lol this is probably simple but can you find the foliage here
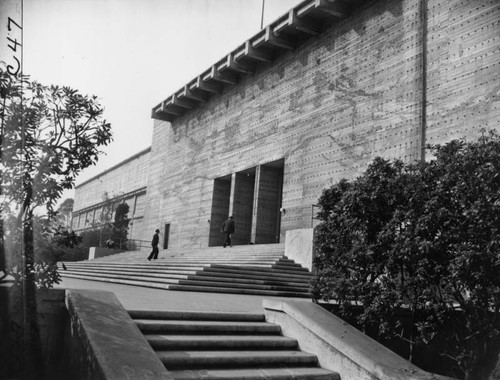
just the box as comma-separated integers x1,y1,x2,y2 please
311,131,500,380
1,74,112,218
0,72,112,379
110,202,130,248
56,198,74,227
79,227,112,248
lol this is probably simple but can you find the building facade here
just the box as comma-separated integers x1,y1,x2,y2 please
73,0,500,249
72,148,151,241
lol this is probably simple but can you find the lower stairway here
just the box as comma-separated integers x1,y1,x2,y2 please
128,309,339,380
60,244,312,297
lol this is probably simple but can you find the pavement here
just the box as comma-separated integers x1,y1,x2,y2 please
55,277,313,314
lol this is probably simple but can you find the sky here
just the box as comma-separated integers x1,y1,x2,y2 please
22,0,300,205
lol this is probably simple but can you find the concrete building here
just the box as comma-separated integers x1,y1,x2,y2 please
73,0,500,249
72,148,151,241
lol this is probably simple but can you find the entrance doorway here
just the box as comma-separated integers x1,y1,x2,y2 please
208,175,231,246
208,159,284,246
253,159,284,244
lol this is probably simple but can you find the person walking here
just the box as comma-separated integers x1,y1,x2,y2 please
221,216,235,248
147,229,160,260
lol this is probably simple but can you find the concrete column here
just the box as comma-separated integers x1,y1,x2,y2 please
250,166,262,243
228,172,237,217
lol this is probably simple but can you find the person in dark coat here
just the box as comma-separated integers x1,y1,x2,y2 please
221,216,235,248
147,229,160,260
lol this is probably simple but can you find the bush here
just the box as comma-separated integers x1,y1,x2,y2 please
312,131,500,380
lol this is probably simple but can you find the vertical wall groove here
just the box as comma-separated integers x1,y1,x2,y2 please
420,0,428,161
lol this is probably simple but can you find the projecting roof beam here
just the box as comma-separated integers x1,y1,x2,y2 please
192,76,221,94
224,54,255,74
153,111,176,122
314,0,349,18
158,99,184,116
182,85,208,102
288,9,321,35
162,106,183,116
264,26,295,50
241,40,273,63
151,102,178,121
208,65,238,85
172,94,195,110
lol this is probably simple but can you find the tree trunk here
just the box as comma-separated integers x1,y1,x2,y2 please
22,213,45,379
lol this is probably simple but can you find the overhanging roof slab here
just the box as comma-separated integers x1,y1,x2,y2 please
152,0,357,122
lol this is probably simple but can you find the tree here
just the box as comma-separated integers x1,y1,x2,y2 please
0,72,112,379
311,131,500,380
56,198,74,227
110,202,130,248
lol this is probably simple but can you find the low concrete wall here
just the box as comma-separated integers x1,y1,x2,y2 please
284,228,314,271
65,289,172,380
263,299,456,380
88,247,122,260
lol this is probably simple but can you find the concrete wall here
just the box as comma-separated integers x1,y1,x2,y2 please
72,148,151,240
88,247,123,260
285,228,314,271
263,299,456,380
74,148,151,211
73,0,500,248
142,0,500,248
64,289,171,380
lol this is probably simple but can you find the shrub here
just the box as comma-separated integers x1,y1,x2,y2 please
312,131,500,380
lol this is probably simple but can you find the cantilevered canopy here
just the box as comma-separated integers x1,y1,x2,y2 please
152,0,357,122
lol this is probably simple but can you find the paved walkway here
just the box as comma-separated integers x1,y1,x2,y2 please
55,278,312,313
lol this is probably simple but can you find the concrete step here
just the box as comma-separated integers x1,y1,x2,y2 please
60,273,173,289
60,270,185,284
60,267,193,279
91,244,286,262
204,265,312,277
191,270,310,284
167,284,310,298
184,274,310,287
61,265,310,287
62,262,311,281
62,270,308,293
146,335,299,350
128,310,265,321
130,310,339,380
157,350,319,368
61,273,310,297
176,279,308,293
135,320,282,334
166,367,339,380
60,244,313,297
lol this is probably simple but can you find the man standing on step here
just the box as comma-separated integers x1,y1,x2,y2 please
147,229,160,260
221,216,235,248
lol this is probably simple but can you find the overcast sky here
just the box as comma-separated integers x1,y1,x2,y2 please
23,0,300,204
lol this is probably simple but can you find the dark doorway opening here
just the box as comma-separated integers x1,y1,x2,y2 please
232,168,256,245
253,159,284,244
208,159,284,247
208,175,231,247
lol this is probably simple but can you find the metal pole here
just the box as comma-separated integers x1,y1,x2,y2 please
260,0,266,29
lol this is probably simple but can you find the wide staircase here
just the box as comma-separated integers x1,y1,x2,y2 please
128,309,339,379
59,244,312,297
